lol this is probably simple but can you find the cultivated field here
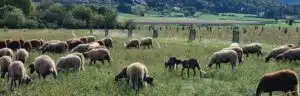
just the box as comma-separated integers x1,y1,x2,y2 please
0,27,300,96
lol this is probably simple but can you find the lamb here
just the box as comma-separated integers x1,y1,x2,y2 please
256,70,299,96
114,62,154,92
124,39,140,49
275,48,300,62
223,47,243,64
103,37,113,48
30,39,43,49
42,41,68,53
208,50,238,71
22,41,32,52
83,48,112,66
164,57,181,71
7,40,21,51
177,58,204,78
67,39,83,50
140,37,153,49
86,36,96,43
56,54,84,72
0,41,6,49
0,48,14,58
8,61,31,90
29,55,57,79
14,49,29,63
242,43,263,57
265,46,291,63
0,56,12,78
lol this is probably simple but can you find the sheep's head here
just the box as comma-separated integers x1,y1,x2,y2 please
275,54,284,61
22,75,32,84
114,67,127,82
28,64,35,74
144,76,154,86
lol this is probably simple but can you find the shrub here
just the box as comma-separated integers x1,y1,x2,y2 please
4,8,26,28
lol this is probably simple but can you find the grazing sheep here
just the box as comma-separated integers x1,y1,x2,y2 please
22,41,32,52
71,44,90,53
72,53,85,71
223,47,243,64
208,50,238,71
0,41,6,49
242,43,263,57
177,58,204,78
96,40,105,46
86,36,96,43
230,42,239,47
0,56,12,78
124,39,140,49
8,61,31,90
265,46,291,63
39,40,60,50
67,39,83,50
42,41,68,53
88,42,100,50
14,49,29,63
140,37,153,49
56,54,84,72
0,48,14,58
30,39,43,49
275,48,300,62
80,37,88,43
256,70,299,96
164,57,181,71
114,62,154,92
7,40,21,51
29,55,57,79
83,48,112,66
103,37,113,48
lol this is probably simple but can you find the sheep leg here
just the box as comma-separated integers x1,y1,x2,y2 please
1,72,6,78
89,59,93,65
193,68,196,77
93,60,97,64
180,68,185,76
269,92,272,96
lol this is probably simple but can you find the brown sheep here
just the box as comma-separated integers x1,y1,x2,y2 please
208,50,238,71
86,36,96,43
140,37,153,49
96,40,105,46
223,47,243,64
0,56,12,78
8,61,31,90
114,62,154,92
256,70,299,96
22,41,32,52
56,54,84,72
80,37,88,43
14,49,29,63
7,40,21,51
29,55,57,79
30,39,43,49
164,57,181,71
83,48,112,66
71,44,90,53
88,42,100,50
42,41,68,53
124,39,140,49
0,48,14,58
242,43,263,57
177,58,204,78
103,37,113,48
265,46,291,63
275,48,300,62
67,39,84,50
0,41,6,49
19,39,24,46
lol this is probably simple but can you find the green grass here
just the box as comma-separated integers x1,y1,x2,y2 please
0,28,300,96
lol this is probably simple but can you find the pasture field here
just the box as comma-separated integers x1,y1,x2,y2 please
0,27,300,96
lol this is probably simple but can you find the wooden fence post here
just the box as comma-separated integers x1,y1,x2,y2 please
243,28,247,33
284,28,288,34
182,26,185,31
232,26,240,43
153,28,158,38
176,26,179,32
105,28,109,36
189,26,196,41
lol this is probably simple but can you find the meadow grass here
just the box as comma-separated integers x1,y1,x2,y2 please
0,28,300,96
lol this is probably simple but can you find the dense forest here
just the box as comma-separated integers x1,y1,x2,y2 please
0,0,299,29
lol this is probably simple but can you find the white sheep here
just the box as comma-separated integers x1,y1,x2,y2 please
83,48,112,66
8,61,31,90
14,48,29,63
29,55,57,79
0,56,12,78
208,50,238,71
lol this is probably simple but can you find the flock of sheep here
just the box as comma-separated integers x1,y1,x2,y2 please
0,35,300,95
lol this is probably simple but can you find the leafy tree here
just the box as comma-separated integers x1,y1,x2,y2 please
71,5,93,27
133,5,146,16
41,3,65,26
5,0,36,16
4,8,26,28
91,14,104,28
